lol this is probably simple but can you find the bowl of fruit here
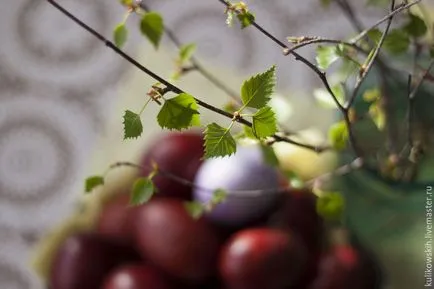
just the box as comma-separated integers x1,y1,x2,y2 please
31,131,383,289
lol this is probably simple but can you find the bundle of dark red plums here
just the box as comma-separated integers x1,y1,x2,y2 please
49,132,383,289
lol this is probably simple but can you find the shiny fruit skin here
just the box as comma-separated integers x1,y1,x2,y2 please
140,132,204,200
134,198,220,283
103,264,174,289
97,193,139,245
309,245,382,289
219,228,307,289
50,232,140,289
193,145,280,227
269,188,323,251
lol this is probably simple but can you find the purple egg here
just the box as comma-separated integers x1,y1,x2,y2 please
193,145,280,226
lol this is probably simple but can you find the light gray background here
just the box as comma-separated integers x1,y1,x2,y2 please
0,0,416,288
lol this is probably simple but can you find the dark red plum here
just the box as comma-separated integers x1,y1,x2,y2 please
139,132,204,200
309,243,383,289
49,232,140,289
103,264,175,289
219,228,307,289
134,198,220,283
97,193,141,245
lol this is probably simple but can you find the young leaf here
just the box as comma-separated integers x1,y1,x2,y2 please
403,14,427,38
366,28,382,43
252,106,277,138
123,110,143,139
204,123,237,158
157,93,200,130
316,192,345,221
140,12,164,49
179,43,197,63
119,0,133,6
113,23,128,48
366,0,389,7
320,0,332,7
383,29,410,55
184,201,205,219
316,45,340,70
236,11,255,28
243,126,256,139
211,189,228,205
260,144,280,167
130,178,155,206
85,176,104,193
362,88,381,102
283,170,304,188
313,84,345,109
241,66,276,109
369,102,386,130
367,28,410,55
328,121,349,150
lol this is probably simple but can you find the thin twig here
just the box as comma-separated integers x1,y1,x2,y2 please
407,60,434,146
216,1,345,110
305,157,364,187
46,0,324,152
346,0,397,110
285,37,367,55
336,0,366,34
351,0,424,43
108,161,290,195
139,1,241,104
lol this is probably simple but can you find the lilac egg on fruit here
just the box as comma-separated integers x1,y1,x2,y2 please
193,145,280,227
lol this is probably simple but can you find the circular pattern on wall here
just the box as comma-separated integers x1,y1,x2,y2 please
0,94,95,231
0,0,127,94
147,0,259,72
0,262,32,289
0,118,72,203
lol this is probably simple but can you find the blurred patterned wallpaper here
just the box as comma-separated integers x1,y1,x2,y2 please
0,0,401,288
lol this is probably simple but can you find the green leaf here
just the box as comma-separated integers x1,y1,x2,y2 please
204,123,237,158
243,126,256,139
313,84,345,109
157,93,200,130
140,12,164,49
179,43,197,63
328,121,349,150
85,176,104,193
237,11,255,29
123,110,143,139
283,170,304,188
366,28,382,43
211,189,228,204
252,106,277,138
363,88,381,102
430,46,434,58
383,29,410,55
316,192,345,221
366,0,389,7
320,0,332,7
130,177,155,206
241,66,276,109
119,0,133,6
403,14,427,38
369,102,386,130
316,45,340,70
260,144,280,167
223,101,239,114
367,28,410,55
113,23,128,48
184,201,205,219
